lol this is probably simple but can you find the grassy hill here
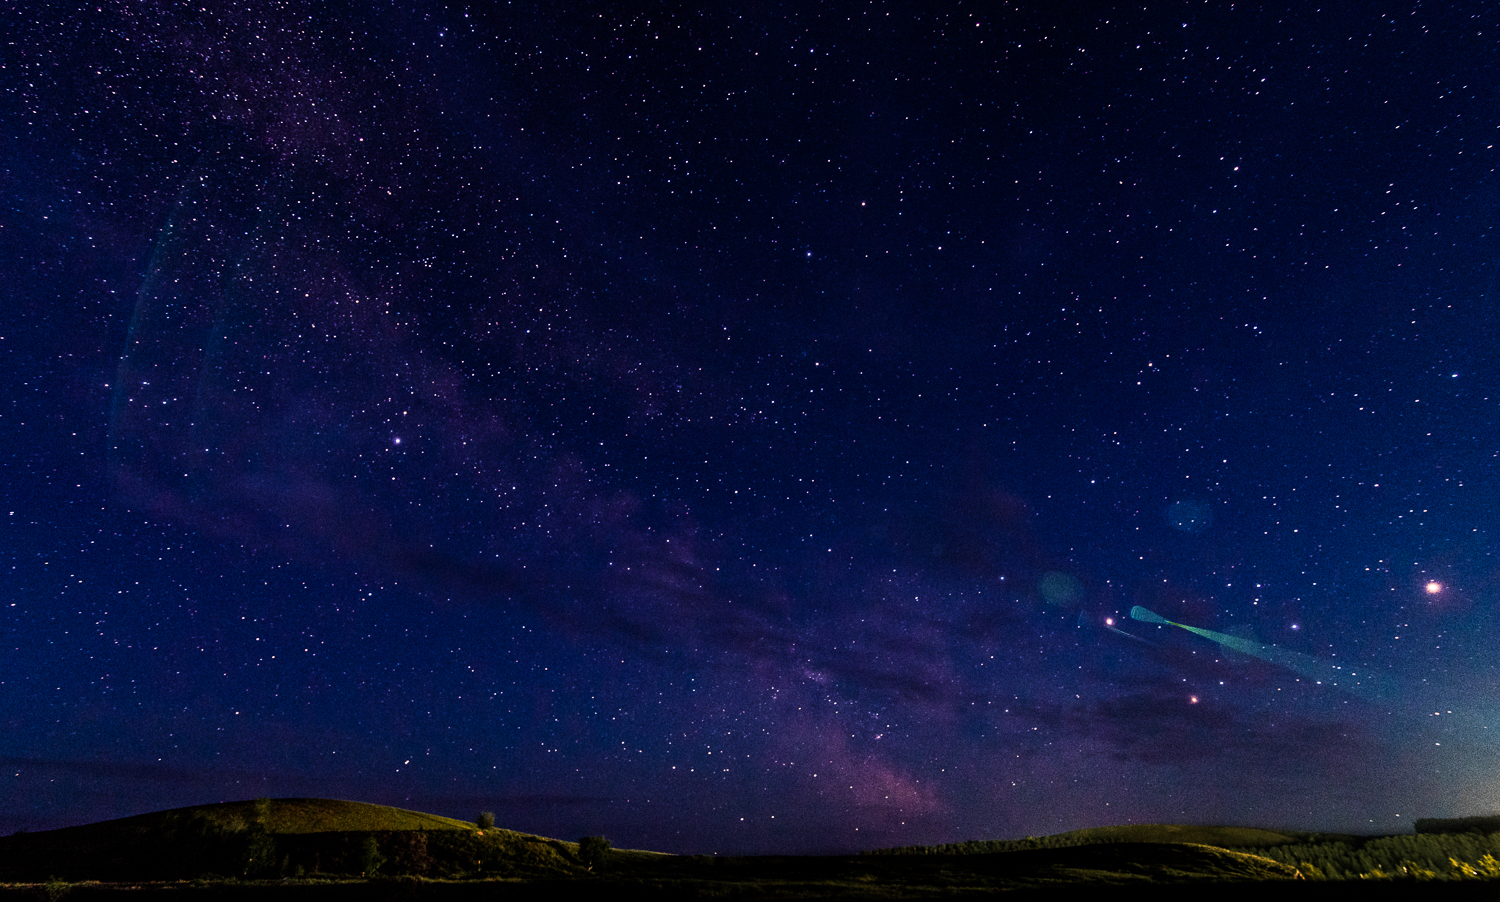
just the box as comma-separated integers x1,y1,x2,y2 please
1017,823,1326,847
0,798,597,882
866,820,1500,885
0,801,1305,890
185,798,483,834
31,798,491,838
869,822,1339,855
5,800,1500,898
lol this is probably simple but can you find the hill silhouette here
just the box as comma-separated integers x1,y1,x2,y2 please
868,821,1347,855
6,799,1500,899
0,798,597,882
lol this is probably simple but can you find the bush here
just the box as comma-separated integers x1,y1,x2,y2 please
360,836,384,877
577,836,611,871
241,827,278,878
476,812,495,830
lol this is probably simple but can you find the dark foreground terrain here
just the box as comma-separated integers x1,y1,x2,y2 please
3,800,1498,900
5,873,1500,902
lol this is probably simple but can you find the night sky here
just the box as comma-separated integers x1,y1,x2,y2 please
5,1,1500,855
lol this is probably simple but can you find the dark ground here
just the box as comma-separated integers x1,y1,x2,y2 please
3,878,1500,901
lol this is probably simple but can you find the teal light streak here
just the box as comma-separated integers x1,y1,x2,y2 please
1129,605,1393,699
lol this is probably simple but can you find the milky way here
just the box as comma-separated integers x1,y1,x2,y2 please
4,2,1500,853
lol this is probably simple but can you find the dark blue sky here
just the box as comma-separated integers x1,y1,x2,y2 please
4,1,1500,854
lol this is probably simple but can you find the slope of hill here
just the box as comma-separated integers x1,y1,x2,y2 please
8,800,1500,898
0,799,588,882
0,801,1306,890
1030,823,1323,847
197,798,482,834
868,822,1333,855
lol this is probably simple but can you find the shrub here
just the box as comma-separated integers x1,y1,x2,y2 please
385,831,433,876
360,836,384,877
476,812,495,830
241,827,278,878
577,836,611,871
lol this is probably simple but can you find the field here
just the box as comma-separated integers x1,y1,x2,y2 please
2,799,1498,899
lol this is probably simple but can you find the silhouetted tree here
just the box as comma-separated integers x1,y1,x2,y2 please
360,836,384,877
476,812,495,830
241,798,278,878
577,835,611,871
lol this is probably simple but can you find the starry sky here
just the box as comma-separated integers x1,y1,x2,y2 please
5,1,1500,855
